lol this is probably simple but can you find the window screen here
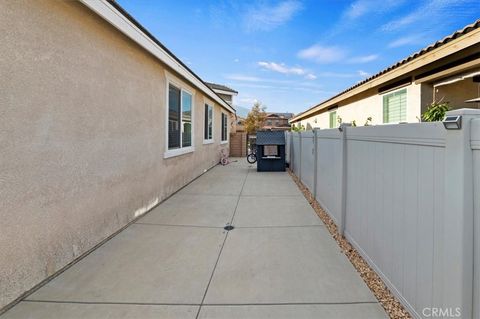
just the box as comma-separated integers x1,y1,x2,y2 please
181,91,192,147
204,104,213,140
221,113,228,141
329,111,337,128
168,84,181,149
383,89,407,123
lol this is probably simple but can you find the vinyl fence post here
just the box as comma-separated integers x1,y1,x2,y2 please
298,132,302,181
313,129,318,200
339,123,351,236
473,118,480,319
442,109,480,319
289,132,293,169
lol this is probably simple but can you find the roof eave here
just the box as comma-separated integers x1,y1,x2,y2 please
291,20,480,123
79,0,235,114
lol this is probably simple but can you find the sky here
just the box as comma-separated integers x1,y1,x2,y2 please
118,0,479,115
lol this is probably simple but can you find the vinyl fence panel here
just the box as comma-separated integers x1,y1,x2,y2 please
287,111,480,318
300,131,315,192
315,129,342,223
285,131,291,164
472,119,480,319
291,133,301,177
344,123,446,318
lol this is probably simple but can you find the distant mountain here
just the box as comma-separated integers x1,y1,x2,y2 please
235,105,250,118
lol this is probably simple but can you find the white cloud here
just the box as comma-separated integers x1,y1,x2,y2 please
238,96,259,104
344,0,406,19
244,0,303,31
344,0,370,19
347,54,379,64
233,83,290,90
225,74,290,84
257,62,317,80
381,0,478,32
297,45,347,63
234,58,240,63
258,61,305,75
322,0,407,37
233,82,331,94
316,72,358,78
225,74,328,93
357,70,370,78
388,34,426,48
225,74,263,82
298,45,378,65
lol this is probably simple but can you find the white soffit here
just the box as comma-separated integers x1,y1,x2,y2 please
434,70,480,87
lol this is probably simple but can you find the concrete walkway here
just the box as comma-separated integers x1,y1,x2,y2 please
2,159,387,319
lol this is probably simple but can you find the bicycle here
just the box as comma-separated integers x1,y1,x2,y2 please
220,148,230,166
247,145,257,164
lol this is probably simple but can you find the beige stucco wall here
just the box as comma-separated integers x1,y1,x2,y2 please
435,79,480,109
297,83,424,130
0,0,231,310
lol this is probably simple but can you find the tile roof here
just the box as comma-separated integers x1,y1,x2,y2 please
205,82,238,94
266,112,294,119
339,19,480,96
292,19,480,121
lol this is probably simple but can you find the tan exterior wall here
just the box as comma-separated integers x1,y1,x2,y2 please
0,0,232,310
420,83,434,114
297,83,424,129
435,79,480,109
293,41,480,128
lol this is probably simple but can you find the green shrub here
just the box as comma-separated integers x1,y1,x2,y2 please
422,101,450,122
291,124,304,132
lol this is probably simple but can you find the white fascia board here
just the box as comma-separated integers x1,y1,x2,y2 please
213,89,238,96
434,70,480,87
78,0,235,114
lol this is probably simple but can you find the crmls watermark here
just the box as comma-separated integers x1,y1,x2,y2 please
422,307,461,318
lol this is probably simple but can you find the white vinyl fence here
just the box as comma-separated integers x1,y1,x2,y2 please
472,118,480,319
287,109,480,319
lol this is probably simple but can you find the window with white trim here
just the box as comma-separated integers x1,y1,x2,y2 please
383,89,407,123
329,111,337,128
221,113,228,142
204,104,213,141
168,83,193,150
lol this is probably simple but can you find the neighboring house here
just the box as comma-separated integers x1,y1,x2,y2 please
229,115,247,157
1,0,235,311
290,19,480,129
263,112,294,131
235,116,246,133
205,82,238,107
206,82,238,133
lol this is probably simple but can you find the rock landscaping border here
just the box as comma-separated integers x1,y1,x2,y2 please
288,169,412,319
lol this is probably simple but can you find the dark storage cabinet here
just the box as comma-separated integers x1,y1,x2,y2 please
256,131,286,172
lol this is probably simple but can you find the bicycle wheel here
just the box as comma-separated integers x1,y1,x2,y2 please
247,153,257,164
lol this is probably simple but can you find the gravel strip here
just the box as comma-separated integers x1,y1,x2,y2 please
288,170,412,319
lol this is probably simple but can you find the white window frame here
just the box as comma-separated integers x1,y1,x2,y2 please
329,110,337,128
203,99,214,145
164,72,195,159
382,87,407,124
221,112,229,144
